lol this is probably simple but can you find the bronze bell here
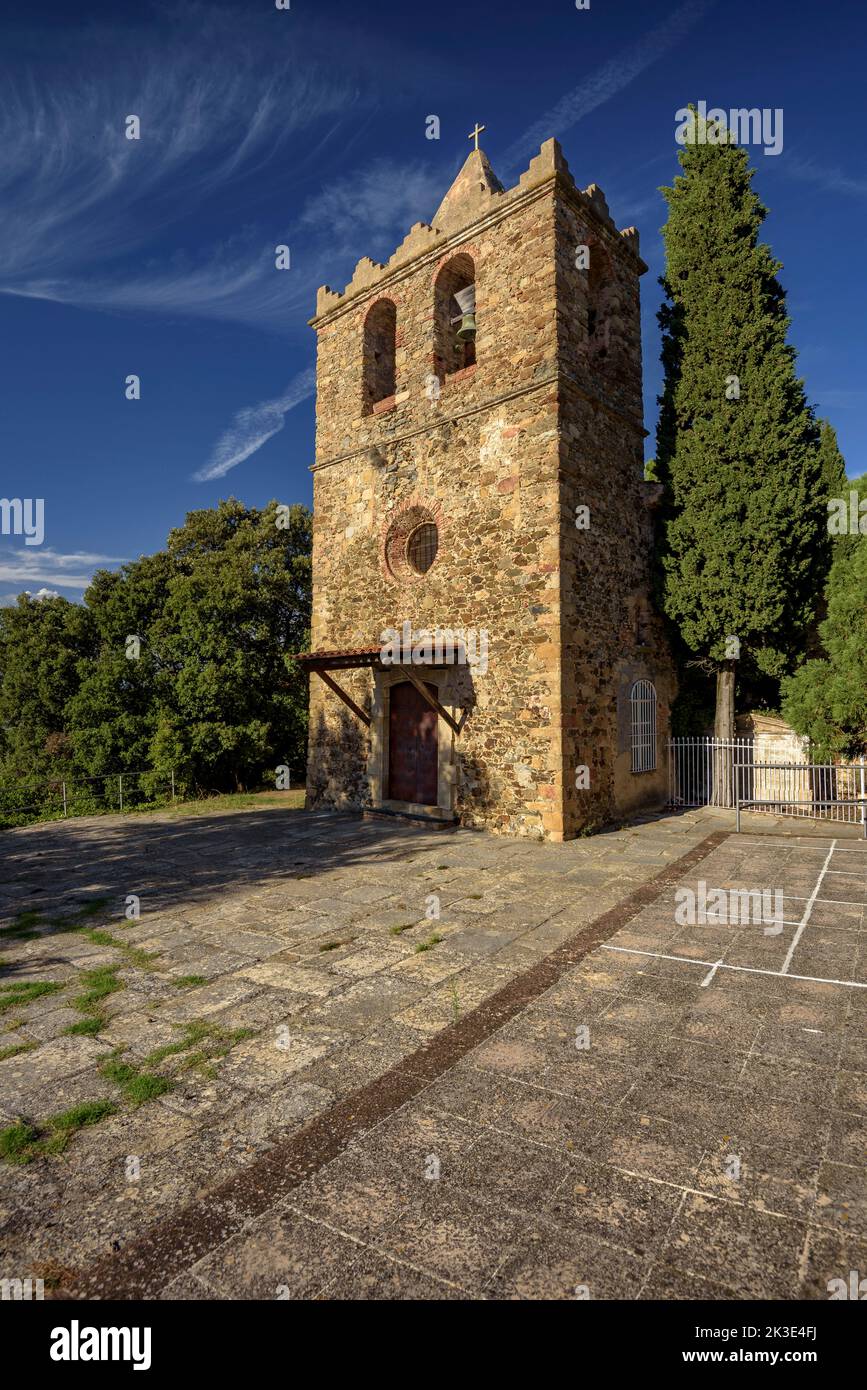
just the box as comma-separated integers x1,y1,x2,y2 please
452,284,476,342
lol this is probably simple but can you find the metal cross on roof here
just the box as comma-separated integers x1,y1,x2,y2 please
468,123,486,151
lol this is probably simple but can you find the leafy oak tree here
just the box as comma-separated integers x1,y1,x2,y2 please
0,595,96,788
655,110,829,747
0,499,312,821
147,499,311,794
67,551,175,780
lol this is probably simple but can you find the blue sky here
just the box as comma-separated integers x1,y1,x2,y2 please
2,0,865,604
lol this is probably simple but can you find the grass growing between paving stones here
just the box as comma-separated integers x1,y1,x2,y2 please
0,910,44,942
0,980,63,1015
67,898,110,920
0,1100,117,1165
91,1019,256,1114
414,933,444,954
64,966,124,1036
450,983,461,1022
0,1018,255,1161
0,898,257,1167
82,930,160,971
44,1101,117,1154
0,1041,37,1062
389,923,417,936
142,1020,255,1080
0,937,156,1045
47,898,111,934
0,1119,40,1162
3,895,161,984
99,1053,175,1107
1,898,159,1039
0,897,110,944
0,885,259,1164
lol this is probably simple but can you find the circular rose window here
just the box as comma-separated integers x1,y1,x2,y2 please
383,504,441,581
406,523,438,574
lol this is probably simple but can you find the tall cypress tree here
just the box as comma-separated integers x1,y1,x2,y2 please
781,474,867,759
816,418,848,501
656,111,828,748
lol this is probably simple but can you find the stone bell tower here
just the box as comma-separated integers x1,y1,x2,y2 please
300,135,674,840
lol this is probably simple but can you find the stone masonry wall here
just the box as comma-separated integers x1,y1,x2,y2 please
306,139,675,839
308,169,567,838
554,188,675,831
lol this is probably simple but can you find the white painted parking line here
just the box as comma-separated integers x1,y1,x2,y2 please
601,943,867,990
781,841,836,975
782,895,866,907
732,840,867,854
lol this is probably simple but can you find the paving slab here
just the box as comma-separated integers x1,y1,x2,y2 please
3,801,863,1301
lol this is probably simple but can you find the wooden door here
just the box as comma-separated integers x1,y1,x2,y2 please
388,682,438,805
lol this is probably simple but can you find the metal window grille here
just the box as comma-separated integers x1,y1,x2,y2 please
406,523,438,574
630,680,657,773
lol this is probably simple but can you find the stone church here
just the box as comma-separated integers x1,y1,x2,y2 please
299,135,674,841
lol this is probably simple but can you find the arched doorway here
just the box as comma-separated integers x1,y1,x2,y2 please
388,681,438,804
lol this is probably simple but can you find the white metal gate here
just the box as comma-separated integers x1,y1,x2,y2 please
669,737,867,833
668,737,753,808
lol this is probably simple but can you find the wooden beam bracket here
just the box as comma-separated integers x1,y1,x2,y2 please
314,669,371,728
402,668,468,738
312,664,469,738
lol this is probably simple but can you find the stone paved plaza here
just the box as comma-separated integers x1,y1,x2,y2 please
0,799,865,1299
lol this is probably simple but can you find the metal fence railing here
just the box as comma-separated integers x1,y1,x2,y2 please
735,761,867,836
0,771,177,824
669,737,867,834
0,769,303,827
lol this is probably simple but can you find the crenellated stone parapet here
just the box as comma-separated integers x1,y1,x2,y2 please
311,138,644,326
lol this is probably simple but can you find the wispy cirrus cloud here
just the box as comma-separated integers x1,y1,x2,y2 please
782,156,867,198
298,159,446,251
192,158,446,478
0,14,356,279
6,237,298,333
0,7,448,330
194,367,317,482
502,0,716,171
0,0,451,479
0,548,130,593
9,156,448,333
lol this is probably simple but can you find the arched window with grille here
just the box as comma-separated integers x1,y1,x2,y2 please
630,680,657,773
